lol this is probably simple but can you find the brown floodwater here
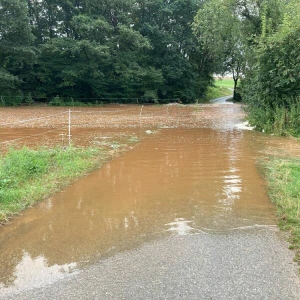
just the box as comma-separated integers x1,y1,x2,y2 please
0,104,284,294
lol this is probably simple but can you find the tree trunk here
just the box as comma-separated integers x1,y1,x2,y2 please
233,77,238,100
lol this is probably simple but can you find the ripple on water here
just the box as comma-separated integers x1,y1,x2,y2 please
0,106,277,294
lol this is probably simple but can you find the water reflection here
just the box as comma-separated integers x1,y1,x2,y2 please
0,251,77,294
165,218,201,235
0,127,276,292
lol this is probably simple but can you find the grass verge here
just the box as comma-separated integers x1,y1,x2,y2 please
263,157,300,263
204,86,233,101
0,146,106,224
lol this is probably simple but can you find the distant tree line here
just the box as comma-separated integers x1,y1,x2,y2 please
0,0,214,105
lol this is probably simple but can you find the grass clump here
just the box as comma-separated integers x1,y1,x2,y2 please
247,100,300,137
0,146,103,223
246,96,300,137
264,158,300,263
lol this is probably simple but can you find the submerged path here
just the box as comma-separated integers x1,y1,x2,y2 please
0,104,300,299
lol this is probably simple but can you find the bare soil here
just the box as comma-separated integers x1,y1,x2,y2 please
1,104,299,157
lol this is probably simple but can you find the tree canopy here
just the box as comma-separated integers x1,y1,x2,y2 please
0,0,212,104
193,0,245,99
193,0,300,135
0,0,36,100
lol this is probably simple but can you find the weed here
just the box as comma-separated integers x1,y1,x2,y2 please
247,96,300,137
49,95,63,106
110,141,121,149
128,135,139,143
264,158,300,263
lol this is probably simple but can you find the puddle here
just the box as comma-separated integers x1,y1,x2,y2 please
0,252,77,295
0,104,281,294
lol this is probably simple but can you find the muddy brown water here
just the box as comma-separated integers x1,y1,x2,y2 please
0,104,285,294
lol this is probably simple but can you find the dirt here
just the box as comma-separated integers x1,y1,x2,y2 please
0,104,244,150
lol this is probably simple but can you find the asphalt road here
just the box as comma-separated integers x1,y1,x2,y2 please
2,228,300,300
211,95,233,104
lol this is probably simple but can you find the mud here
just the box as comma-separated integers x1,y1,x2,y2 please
0,103,299,296
0,104,245,150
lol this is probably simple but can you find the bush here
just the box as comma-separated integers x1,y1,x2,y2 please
0,94,23,106
246,96,300,136
49,95,63,106
241,0,300,137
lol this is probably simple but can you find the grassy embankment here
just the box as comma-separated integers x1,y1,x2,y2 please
0,146,108,224
214,78,234,89
263,156,300,264
204,78,234,101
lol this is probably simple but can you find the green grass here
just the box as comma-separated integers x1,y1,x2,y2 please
247,98,300,137
203,86,233,101
0,146,106,223
214,78,234,88
264,158,300,263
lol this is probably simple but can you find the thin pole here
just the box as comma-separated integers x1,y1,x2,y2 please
139,105,144,119
68,109,71,146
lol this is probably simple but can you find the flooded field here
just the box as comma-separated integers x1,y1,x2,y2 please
0,104,246,150
0,103,299,297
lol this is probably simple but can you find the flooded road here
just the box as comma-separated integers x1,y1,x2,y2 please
0,104,300,299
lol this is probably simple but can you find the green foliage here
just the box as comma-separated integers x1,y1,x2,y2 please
259,1,300,99
49,95,63,106
0,0,211,103
241,0,300,136
134,0,211,102
247,97,300,136
0,71,21,93
193,0,244,99
214,78,234,88
0,146,102,222
141,90,159,103
1,148,50,185
264,157,300,263
0,0,36,95
0,94,23,106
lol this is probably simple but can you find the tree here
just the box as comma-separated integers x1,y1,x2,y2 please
235,0,300,135
242,0,300,100
193,0,245,99
0,0,35,100
1,0,212,104
133,0,211,102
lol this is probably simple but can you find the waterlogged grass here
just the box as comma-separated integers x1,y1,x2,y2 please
0,146,105,223
264,158,300,263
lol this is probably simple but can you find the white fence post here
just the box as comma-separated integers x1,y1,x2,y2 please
139,105,144,126
68,109,71,146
